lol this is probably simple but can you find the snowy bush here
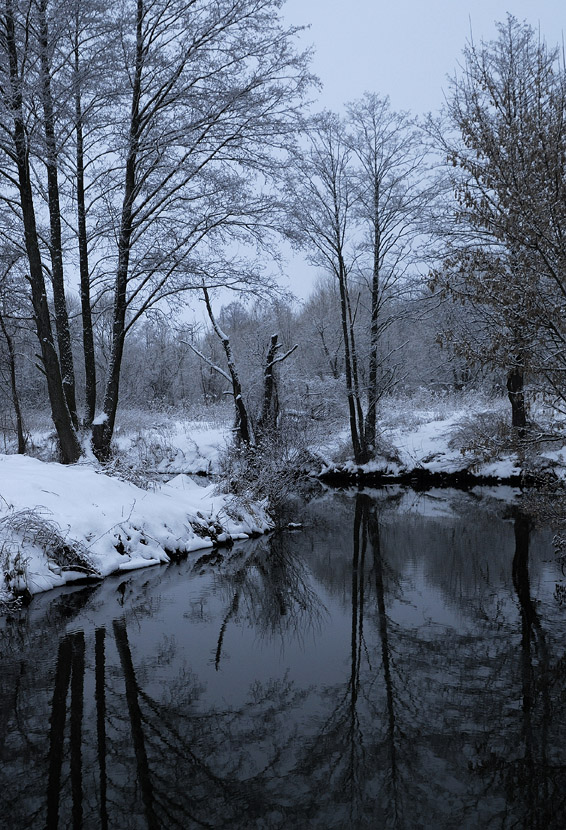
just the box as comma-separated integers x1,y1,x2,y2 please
447,410,515,464
0,507,101,595
218,424,320,514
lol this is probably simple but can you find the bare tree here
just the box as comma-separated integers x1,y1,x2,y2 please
346,93,427,456
0,249,28,452
0,0,311,460
64,0,114,428
288,104,426,463
256,333,298,438
37,0,79,428
90,0,312,459
0,0,81,461
432,16,566,427
201,285,253,445
287,112,366,460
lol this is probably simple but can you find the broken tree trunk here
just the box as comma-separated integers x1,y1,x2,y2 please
257,334,298,439
201,286,253,445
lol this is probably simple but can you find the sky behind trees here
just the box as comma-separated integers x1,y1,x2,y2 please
279,0,565,299
283,0,565,115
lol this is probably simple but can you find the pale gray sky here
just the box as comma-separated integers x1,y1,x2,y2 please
278,0,565,299
283,0,565,116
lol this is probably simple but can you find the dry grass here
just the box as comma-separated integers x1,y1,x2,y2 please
447,410,515,464
0,508,100,587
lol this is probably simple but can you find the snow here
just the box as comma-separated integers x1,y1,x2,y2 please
540,447,566,464
113,419,229,475
319,410,471,479
3,391,565,607
0,454,272,602
92,412,108,425
475,457,522,479
388,411,466,473
317,395,532,481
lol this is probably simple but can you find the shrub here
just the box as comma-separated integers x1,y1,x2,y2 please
0,508,100,596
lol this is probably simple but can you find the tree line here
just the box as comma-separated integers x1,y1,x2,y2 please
0,8,564,463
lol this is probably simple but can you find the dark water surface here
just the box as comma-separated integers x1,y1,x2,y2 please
2,487,566,829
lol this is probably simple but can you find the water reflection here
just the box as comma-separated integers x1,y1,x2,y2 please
500,513,553,829
211,534,326,669
1,489,566,828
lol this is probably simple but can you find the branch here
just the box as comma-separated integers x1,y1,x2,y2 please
268,344,299,368
180,340,230,383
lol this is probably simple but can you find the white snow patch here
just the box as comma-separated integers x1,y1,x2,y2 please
387,411,468,473
476,457,522,479
0,454,272,599
114,420,229,475
92,412,108,425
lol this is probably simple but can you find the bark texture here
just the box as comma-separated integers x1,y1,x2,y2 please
38,0,78,428
4,0,81,462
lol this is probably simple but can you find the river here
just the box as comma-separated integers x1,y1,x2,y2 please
1,486,566,829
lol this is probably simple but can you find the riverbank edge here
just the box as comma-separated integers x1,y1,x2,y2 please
316,465,551,489
6,528,267,610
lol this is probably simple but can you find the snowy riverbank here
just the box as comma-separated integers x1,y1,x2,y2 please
3,392,566,605
0,454,272,604
315,393,566,485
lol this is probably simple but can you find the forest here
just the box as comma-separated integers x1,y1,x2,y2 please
0,2,565,480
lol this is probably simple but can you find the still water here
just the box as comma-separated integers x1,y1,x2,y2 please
1,487,566,829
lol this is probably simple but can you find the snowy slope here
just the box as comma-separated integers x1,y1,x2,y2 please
0,455,272,601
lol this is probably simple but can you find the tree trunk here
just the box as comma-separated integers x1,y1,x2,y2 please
507,365,526,436
4,0,81,463
0,311,26,453
364,205,381,461
345,285,366,461
38,0,79,429
74,27,96,427
336,257,362,462
92,0,143,460
258,334,280,438
202,286,252,445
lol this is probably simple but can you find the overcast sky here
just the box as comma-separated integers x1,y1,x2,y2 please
275,0,565,300
283,0,565,116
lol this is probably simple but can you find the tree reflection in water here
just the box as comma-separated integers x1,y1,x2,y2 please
211,532,327,670
2,490,566,828
295,494,412,828
482,512,560,829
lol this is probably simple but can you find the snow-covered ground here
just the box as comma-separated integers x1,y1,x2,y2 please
96,391,566,487
107,396,531,483
113,417,230,475
0,453,271,605
318,391,566,481
2,391,566,606
19,408,231,475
